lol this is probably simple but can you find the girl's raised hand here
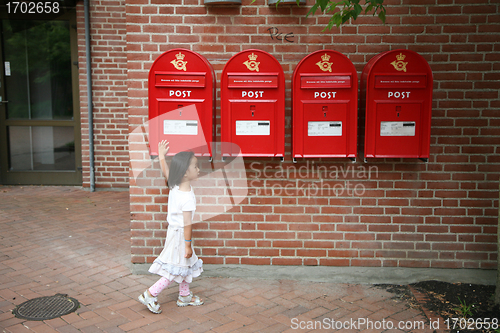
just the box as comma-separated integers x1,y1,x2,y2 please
158,140,170,157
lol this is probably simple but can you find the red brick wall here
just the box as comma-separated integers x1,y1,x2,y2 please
97,0,499,268
77,0,129,189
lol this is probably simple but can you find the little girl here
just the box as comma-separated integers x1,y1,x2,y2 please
138,140,204,313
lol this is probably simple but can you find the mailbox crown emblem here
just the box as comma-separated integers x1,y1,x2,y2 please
171,52,188,71
316,53,333,72
243,53,260,72
390,53,408,72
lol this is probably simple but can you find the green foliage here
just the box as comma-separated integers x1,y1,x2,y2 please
307,0,386,30
252,0,386,30
454,297,475,319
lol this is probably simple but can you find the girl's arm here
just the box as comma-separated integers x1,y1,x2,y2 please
158,140,170,180
183,211,193,258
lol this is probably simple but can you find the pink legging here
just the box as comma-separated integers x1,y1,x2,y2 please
149,277,190,297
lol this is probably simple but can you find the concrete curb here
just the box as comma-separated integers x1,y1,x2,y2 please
132,264,497,285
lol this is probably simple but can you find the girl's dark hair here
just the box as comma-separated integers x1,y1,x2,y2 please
167,151,195,189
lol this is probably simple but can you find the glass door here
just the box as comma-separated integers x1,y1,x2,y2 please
0,13,81,185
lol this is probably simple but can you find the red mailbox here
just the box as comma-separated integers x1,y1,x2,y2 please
148,48,215,156
221,49,285,158
362,49,433,160
292,50,358,160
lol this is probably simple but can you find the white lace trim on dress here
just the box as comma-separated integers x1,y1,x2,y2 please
150,258,203,277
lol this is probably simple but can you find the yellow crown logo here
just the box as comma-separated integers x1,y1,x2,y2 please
316,53,333,72
248,53,258,61
171,52,187,71
175,52,186,60
391,53,408,72
243,53,260,72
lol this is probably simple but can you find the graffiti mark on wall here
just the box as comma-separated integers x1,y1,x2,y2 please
267,27,294,43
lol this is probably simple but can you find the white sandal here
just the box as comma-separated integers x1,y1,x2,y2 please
176,292,204,307
138,290,162,314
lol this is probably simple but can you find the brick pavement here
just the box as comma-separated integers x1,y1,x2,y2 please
0,186,445,333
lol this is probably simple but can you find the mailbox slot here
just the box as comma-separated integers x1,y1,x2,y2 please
155,72,206,88
228,74,279,89
300,74,352,89
374,74,427,89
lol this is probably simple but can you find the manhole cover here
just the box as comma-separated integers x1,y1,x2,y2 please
12,294,79,321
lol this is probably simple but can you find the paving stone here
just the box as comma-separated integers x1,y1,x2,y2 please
1,187,438,332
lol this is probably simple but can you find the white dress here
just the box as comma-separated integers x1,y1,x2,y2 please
148,186,203,283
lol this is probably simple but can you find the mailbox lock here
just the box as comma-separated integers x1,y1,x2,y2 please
250,105,255,117
322,105,328,117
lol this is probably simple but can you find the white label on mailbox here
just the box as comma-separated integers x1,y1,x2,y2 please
4,62,11,76
236,121,270,136
163,120,198,135
380,121,416,136
308,121,342,136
